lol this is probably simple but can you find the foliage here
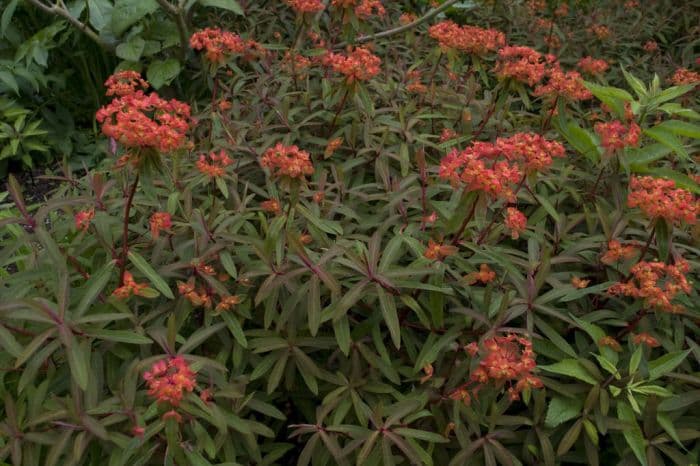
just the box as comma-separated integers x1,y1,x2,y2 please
1,0,700,465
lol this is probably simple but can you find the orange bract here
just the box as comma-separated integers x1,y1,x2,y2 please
143,356,197,406
627,176,699,225
428,21,506,55
321,46,382,83
260,143,314,179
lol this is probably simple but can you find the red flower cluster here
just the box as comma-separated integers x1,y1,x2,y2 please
627,176,699,225
261,199,282,215
113,272,149,299
399,12,417,25
439,127,458,143
469,335,542,401
282,51,313,78
178,277,213,309
189,28,264,63
96,72,191,153
321,46,381,83
428,21,506,55
534,67,592,101
406,70,427,94
465,264,496,285
74,208,94,232
594,120,641,152
424,240,458,261
669,68,700,86
331,0,385,19
260,143,314,179
104,70,148,97
588,24,611,40
143,356,197,406
439,133,564,200
285,0,325,13
601,240,638,264
505,207,527,239
577,56,609,76
150,212,171,239
196,150,234,178
632,333,660,347
608,259,691,313
494,46,554,86
643,40,659,53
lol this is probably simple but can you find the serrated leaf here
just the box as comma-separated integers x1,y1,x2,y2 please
545,397,583,428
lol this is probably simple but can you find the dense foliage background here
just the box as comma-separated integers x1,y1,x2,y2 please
1,0,699,465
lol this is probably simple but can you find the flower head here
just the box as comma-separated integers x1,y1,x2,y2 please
96,73,191,153
75,208,95,232
608,259,692,313
105,70,148,97
113,272,149,299
150,212,172,239
331,0,385,19
598,336,622,352
196,150,234,178
505,208,527,239
643,40,658,53
260,143,314,179
534,67,592,101
285,0,325,13
494,46,553,86
594,120,641,152
601,240,638,264
190,28,264,63
627,176,700,225
571,276,590,289
424,240,458,261
321,46,381,83
632,333,660,348
261,199,282,215
465,264,496,285
428,21,506,55
669,68,700,86
577,56,609,76
143,356,197,406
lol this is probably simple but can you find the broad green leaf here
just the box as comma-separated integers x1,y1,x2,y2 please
545,396,583,428
147,59,181,89
111,0,158,36
643,126,689,160
127,251,174,299
198,0,244,14
539,359,599,385
376,285,400,349
648,350,690,381
74,260,116,319
616,402,648,466
88,329,152,344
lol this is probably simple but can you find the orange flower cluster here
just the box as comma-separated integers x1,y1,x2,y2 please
331,0,385,19
627,176,699,225
554,2,569,16
534,67,592,101
96,72,191,153
178,277,213,308
469,335,542,401
113,272,149,299
594,120,641,152
261,199,282,215
260,143,314,179
494,46,554,86
285,0,325,13
189,28,265,63
571,276,590,289
439,128,458,143
216,295,242,313
669,68,700,86
608,259,691,313
588,24,611,40
406,70,427,94
282,51,313,78
150,212,171,239
465,264,496,285
577,56,609,76
325,137,343,157
143,356,196,406
632,332,660,347
321,46,381,83
439,133,563,200
196,150,233,178
74,208,94,232
399,13,417,25
428,21,506,55
599,336,622,352
505,207,527,239
601,240,637,264
424,240,458,261
643,40,658,53
104,70,148,97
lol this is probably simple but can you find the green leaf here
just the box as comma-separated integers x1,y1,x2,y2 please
376,285,400,349
0,325,23,358
0,71,19,95
127,251,174,299
197,0,244,14
393,428,448,443
656,412,684,449
539,359,599,385
147,59,181,89
66,338,90,390
116,36,146,62
648,350,690,381
643,126,689,160
74,260,116,319
616,402,648,466
0,0,18,38
545,396,583,428
621,67,647,99
658,390,700,411
111,0,159,36
178,322,226,354
87,329,152,344
625,144,673,168
220,312,247,347
333,314,351,355
88,0,113,31
655,120,700,139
